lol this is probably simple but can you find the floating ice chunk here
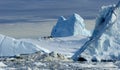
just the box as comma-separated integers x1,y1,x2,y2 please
51,13,91,37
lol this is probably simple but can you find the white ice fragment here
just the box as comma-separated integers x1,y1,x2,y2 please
51,13,91,37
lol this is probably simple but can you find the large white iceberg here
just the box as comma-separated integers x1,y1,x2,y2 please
0,34,50,57
73,1,120,61
51,13,91,37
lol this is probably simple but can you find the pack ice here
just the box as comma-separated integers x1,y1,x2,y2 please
1,2,120,62
51,13,91,37
73,2,120,61
0,34,50,57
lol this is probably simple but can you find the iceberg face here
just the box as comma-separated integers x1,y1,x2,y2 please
51,13,91,37
73,2,120,61
0,34,50,57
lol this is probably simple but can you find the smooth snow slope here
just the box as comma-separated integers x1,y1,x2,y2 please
73,1,120,61
51,13,91,37
0,34,50,56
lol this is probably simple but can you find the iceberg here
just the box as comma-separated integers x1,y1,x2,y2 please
0,34,50,57
72,1,120,61
51,13,91,37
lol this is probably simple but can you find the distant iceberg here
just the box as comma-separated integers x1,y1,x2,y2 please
0,34,50,57
51,13,91,37
73,1,120,61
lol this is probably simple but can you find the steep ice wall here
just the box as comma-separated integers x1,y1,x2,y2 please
51,13,91,37
73,2,120,61
0,34,50,57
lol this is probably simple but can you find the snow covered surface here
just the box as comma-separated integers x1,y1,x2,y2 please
25,35,89,58
51,13,91,37
0,0,120,63
0,0,120,70
0,33,89,58
0,62,7,67
0,34,50,57
1,3,120,61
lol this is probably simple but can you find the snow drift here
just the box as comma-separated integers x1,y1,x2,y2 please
51,13,91,37
0,34,50,57
73,1,120,61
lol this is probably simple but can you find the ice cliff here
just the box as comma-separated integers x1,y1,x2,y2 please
73,1,120,61
51,13,91,37
0,34,50,57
